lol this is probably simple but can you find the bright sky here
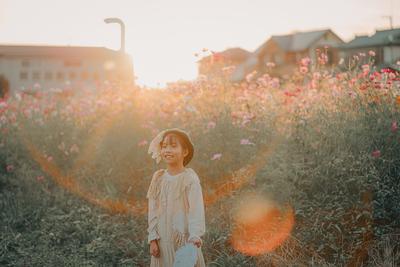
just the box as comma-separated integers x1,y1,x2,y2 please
0,0,398,87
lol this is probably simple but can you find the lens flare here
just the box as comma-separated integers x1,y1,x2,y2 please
231,195,295,256
18,88,289,216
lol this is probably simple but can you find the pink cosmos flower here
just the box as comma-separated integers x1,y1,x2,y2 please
0,101,7,109
137,139,148,147
270,78,280,88
313,72,321,80
6,164,14,172
362,64,370,73
266,62,275,68
47,156,53,162
241,118,252,126
211,153,222,160
371,150,381,158
207,121,216,129
388,73,396,80
36,175,45,182
391,121,398,133
245,71,257,83
300,66,308,74
368,50,376,57
70,144,80,153
301,57,311,66
318,53,328,64
58,142,66,151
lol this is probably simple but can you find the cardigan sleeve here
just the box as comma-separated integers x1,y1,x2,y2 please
146,170,163,244
147,196,160,244
186,174,206,242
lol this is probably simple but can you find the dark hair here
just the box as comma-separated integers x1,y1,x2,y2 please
159,130,194,166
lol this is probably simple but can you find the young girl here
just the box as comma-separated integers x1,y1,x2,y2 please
146,128,206,267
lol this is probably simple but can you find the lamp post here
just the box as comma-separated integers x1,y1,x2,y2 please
103,17,135,87
104,17,125,53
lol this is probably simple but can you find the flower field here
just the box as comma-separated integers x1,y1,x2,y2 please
1,52,399,266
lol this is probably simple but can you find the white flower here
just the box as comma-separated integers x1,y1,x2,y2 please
211,153,222,160
240,138,255,145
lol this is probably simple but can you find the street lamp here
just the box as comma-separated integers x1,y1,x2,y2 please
104,17,125,53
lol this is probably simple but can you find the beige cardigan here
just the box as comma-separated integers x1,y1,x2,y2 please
146,167,206,245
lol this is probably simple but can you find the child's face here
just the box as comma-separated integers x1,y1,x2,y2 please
160,133,188,166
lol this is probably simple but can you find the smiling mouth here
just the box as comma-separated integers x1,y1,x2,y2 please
164,155,174,159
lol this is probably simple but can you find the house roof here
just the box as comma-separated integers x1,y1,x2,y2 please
220,47,251,61
198,47,251,63
0,44,122,58
339,28,400,49
255,29,336,53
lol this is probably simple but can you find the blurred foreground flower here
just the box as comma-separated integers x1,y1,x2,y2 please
70,144,80,153
300,66,308,74
6,164,14,172
211,153,222,160
266,62,275,68
391,121,398,133
301,57,311,66
240,138,255,145
137,139,148,147
207,121,216,129
371,150,381,158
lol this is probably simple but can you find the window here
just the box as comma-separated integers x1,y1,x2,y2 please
32,71,40,80
263,55,271,63
275,55,283,65
56,72,64,81
64,59,82,67
69,72,76,80
44,72,53,80
93,72,99,80
81,71,89,80
326,50,334,65
106,72,114,81
21,60,30,67
20,72,28,80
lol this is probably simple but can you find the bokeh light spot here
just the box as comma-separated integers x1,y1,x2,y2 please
231,195,295,256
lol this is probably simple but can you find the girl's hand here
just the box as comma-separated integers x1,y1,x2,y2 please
150,240,160,257
188,237,202,248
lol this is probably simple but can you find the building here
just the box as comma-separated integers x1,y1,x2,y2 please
197,47,251,79
337,28,400,69
0,44,134,97
230,29,344,82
